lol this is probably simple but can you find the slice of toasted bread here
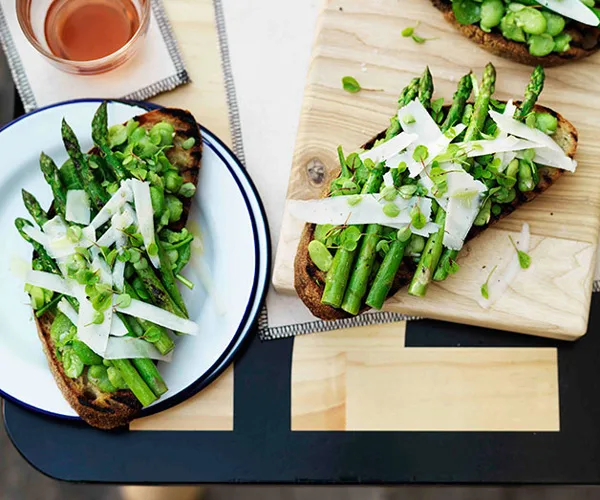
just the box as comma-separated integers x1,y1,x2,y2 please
431,0,600,67
33,107,202,429
294,103,578,321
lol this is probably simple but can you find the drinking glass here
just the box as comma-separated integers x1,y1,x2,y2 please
16,0,150,75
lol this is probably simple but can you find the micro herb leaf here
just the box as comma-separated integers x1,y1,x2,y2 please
410,204,427,230
509,235,531,269
342,76,361,93
448,259,460,275
342,76,383,94
480,265,498,300
402,21,419,37
412,145,429,163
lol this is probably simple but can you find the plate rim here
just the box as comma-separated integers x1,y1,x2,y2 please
0,98,271,422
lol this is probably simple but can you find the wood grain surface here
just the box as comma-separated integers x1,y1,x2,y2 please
130,367,234,431
273,0,600,340
131,0,234,432
291,323,559,431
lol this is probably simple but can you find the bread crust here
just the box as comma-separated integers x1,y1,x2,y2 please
431,0,600,67
33,107,202,429
294,103,578,320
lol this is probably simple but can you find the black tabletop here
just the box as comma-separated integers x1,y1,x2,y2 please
4,90,600,485
4,291,600,485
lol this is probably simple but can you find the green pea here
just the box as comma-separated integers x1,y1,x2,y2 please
376,239,390,256
398,184,418,199
71,340,103,366
107,367,129,390
347,195,362,206
160,209,171,229
507,3,526,12
474,199,492,227
88,365,117,393
50,311,74,344
553,32,571,53
405,234,424,254
383,202,400,218
491,204,502,216
535,112,558,135
164,171,183,193
134,257,149,271
518,160,535,192
166,195,183,223
26,284,47,310
528,33,555,57
181,137,196,150
167,249,179,264
108,124,128,148
150,185,165,216
147,242,159,257
125,119,139,137
506,158,520,183
129,249,141,263
381,185,397,202
149,129,162,146
494,187,517,204
516,7,547,35
581,0,595,7
150,122,175,147
397,225,413,243
157,154,173,172
480,0,505,28
106,182,119,195
452,0,482,25
308,240,333,272
179,182,196,198
522,148,536,162
541,11,565,36
129,126,147,143
500,11,526,41
135,136,159,158
62,347,84,379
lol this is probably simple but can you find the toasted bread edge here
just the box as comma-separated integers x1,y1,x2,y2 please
431,0,600,67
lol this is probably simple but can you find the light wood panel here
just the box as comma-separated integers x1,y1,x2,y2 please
291,324,559,431
132,0,234,431
273,0,600,340
131,367,234,431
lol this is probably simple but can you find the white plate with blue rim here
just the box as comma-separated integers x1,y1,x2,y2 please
0,99,270,420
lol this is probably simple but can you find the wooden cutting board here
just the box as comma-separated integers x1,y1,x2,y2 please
272,0,600,341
